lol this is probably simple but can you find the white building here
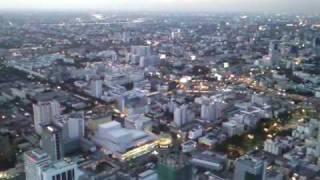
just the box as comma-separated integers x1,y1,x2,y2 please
33,100,61,134
41,124,64,161
41,159,81,180
90,79,103,98
93,121,158,161
125,114,152,131
24,149,51,180
201,102,224,121
174,104,191,127
188,126,203,140
222,121,245,137
182,140,197,153
66,112,85,140
264,139,283,155
269,40,281,66
200,96,225,122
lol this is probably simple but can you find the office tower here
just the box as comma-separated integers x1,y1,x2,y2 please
41,124,64,161
40,159,81,180
122,32,131,43
201,98,224,122
269,41,281,66
139,56,146,67
117,89,147,115
314,37,320,57
139,55,160,67
24,148,51,180
62,112,85,154
174,104,189,127
33,100,61,134
131,45,151,57
90,79,103,98
233,155,266,180
158,154,192,180
66,112,85,140
263,139,283,155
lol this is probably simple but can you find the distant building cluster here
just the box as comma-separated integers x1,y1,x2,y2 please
0,11,320,180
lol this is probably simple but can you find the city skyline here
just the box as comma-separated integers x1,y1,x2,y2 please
1,0,320,179
1,0,320,13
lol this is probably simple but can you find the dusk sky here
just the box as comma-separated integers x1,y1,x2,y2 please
0,0,320,13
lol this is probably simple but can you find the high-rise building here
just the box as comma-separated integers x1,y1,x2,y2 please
65,112,85,140
62,112,85,154
174,104,189,127
314,37,320,57
41,124,64,161
40,159,81,180
33,100,61,134
131,45,151,57
201,99,224,122
233,155,266,180
122,32,131,43
90,79,103,98
24,148,51,180
263,139,283,155
269,40,281,66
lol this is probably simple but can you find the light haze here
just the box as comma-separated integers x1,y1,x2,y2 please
1,0,320,13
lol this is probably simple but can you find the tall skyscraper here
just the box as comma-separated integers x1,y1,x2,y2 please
24,148,51,180
65,112,85,140
90,79,103,98
174,104,189,127
41,124,64,161
122,32,131,43
314,37,320,57
200,97,225,122
269,40,281,66
33,100,61,134
62,112,85,154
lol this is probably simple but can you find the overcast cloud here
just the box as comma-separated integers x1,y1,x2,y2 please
1,0,320,13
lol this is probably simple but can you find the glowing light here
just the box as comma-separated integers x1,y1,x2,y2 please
160,54,167,59
121,141,158,161
47,126,54,132
159,134,173,148
180,76,192,83
152,150,159,155
247,134,254,140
